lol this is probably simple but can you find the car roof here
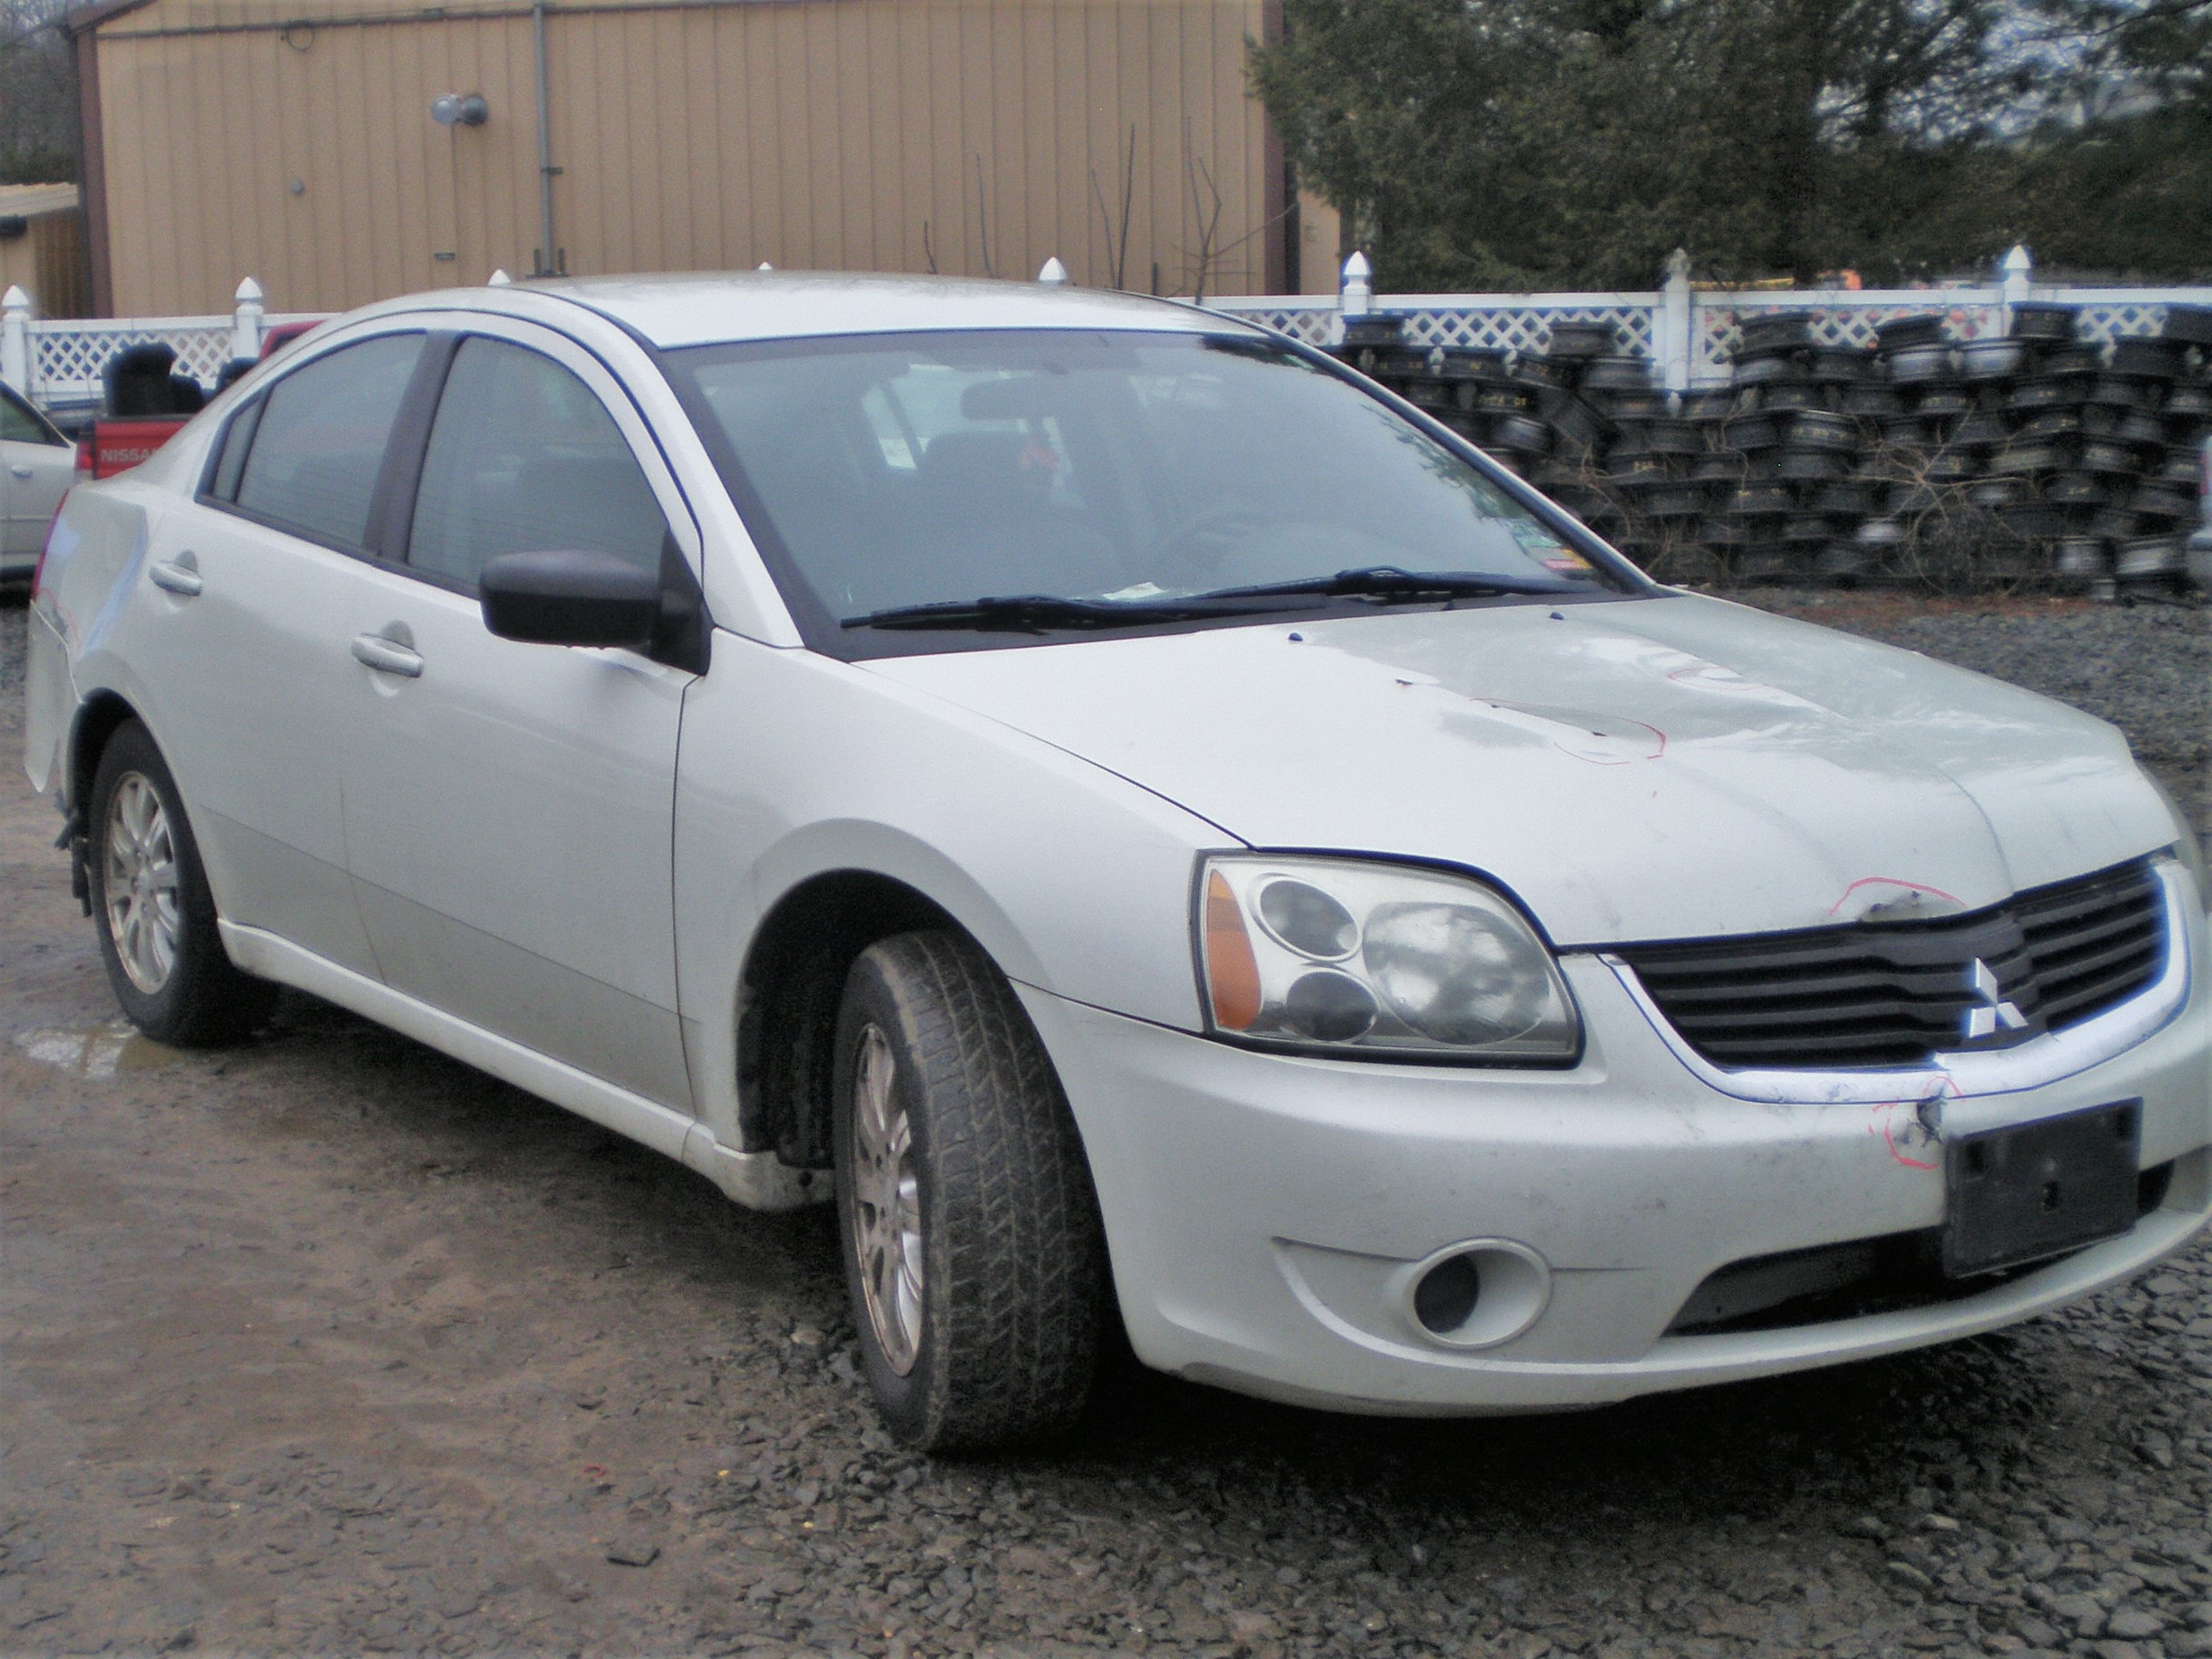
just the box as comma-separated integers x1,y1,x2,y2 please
515,271,1251,349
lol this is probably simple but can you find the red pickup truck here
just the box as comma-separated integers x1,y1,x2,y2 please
79,321,318,479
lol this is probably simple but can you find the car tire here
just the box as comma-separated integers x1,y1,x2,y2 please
87,720,277,1046
832,930,1106,1451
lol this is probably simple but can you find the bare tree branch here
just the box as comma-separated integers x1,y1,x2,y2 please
973,154,996,279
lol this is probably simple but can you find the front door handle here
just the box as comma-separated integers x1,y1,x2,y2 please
351,633,424,678
6,463,31,480
148,558,203,597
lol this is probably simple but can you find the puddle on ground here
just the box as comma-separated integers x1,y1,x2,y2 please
13,1021,180,1079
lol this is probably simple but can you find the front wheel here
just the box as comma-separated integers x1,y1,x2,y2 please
87,720,277,1046
832,931,1107,1451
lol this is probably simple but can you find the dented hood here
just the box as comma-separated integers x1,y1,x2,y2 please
863,593,2177,946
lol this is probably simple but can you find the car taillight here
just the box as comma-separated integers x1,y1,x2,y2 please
31,493,68,599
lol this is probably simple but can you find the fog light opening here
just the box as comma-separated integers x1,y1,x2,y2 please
1413,1253,1482,1336
1396,1239,1552,1350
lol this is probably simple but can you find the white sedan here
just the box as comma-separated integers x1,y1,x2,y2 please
3,380,76,582
22,274,2211,1449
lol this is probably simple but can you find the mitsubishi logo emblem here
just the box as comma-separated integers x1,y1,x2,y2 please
1964,958,2030,1042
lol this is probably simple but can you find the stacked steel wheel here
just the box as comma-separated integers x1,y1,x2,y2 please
1331,304,2212,594
1691,313,1882,583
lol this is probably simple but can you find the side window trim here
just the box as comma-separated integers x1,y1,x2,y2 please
200,394,265,504
364,331,460,560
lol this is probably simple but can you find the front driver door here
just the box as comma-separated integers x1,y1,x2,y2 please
336,324,698,1110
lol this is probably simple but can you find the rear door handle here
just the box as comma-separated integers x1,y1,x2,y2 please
148,558,203,597
351,633,424,678
6,463,31,480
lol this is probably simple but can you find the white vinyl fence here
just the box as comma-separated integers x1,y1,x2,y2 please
1,279,327,411
1208,249,2212,388
4,249,2208,412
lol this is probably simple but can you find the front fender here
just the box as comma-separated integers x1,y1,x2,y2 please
673,630,1235,1152
747,817,1057,994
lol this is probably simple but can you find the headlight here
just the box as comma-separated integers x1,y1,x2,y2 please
2144,773,2208,914
1198,856,1581,1062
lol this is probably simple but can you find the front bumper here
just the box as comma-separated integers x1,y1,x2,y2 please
1020,893,2212,1415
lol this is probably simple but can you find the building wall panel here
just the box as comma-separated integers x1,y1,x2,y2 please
0,197,89,319
93,0,1277,317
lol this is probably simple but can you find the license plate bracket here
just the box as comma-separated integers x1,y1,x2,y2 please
1943,1100,2141,1278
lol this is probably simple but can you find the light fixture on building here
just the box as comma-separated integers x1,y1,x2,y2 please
432,94,490,127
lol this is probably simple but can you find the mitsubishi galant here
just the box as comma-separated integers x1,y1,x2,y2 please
23,274,2211,1448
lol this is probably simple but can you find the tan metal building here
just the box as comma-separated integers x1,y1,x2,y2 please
0,184,91,318
70,0,1339,318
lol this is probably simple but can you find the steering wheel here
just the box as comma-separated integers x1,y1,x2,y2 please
1156,500,1273,577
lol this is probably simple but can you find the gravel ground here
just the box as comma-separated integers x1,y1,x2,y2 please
4,590,2211,1659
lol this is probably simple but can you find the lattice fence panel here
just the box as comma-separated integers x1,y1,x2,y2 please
20,291,2192,413
31,321,234,402
1207,303,1337,345
1206,299,1659,359
1691,300,2006,382
1393,304,1656,356
2071,302,2169,345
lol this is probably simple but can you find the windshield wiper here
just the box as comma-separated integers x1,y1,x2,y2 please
842,566,1582,632
842,593,1273,632
1190,565,1580,605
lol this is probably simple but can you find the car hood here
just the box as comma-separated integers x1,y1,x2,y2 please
861,593,2177,946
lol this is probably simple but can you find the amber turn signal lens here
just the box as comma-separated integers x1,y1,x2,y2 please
1205,870,1262,1030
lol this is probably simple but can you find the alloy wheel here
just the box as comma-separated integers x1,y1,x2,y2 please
103,772,181,994
849,1023,924,1375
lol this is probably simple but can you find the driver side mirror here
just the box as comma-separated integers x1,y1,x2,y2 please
480,550,660,650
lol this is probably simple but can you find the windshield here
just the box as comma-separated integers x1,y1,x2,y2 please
670,329,1635,646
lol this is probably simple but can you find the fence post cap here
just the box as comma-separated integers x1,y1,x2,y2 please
2002,244,2032,276
1665,247,1691,281
1341,250,1372,283
2,284,30,313
487,268,513,286
1036,256,1070,285
234,276,264,304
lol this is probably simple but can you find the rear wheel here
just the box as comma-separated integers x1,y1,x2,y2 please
832,930,1106,1451
87,720,276,1045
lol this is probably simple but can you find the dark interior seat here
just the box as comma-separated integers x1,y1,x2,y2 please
105,343,188,417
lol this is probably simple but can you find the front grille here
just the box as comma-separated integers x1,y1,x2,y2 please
1616,859,2165,1071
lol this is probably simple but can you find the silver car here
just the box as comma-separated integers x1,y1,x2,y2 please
23,274,2212,1448
1,380,76,583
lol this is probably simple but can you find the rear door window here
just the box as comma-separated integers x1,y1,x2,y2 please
231,334,424,550
405,336,670,591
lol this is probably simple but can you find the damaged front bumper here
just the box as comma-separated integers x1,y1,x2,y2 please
1019,894,2212,1415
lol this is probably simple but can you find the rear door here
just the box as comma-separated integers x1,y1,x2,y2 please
335,321,699,1109
120,329,427,974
